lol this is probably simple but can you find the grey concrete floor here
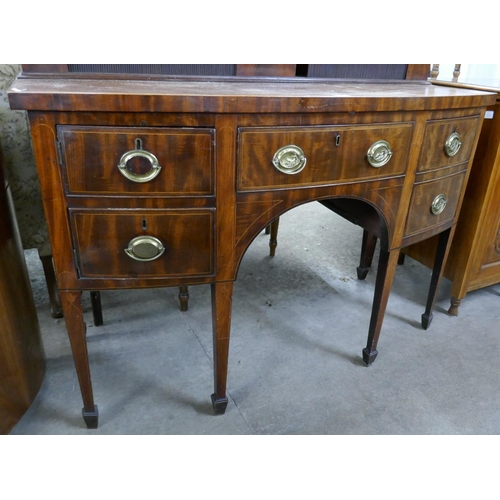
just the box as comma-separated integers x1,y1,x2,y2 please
9,201,500,435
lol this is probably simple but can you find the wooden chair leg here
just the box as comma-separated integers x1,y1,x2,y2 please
90,286,189,327
37,247,63,318
269,217,280,257
178,286,189,311
357,230,378,280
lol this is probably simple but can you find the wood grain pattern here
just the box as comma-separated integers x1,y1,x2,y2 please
0,148,45,434
417,115,480,171
7,74,493,426
58,126,215,195
237,123,413,190
9,79,495,114
70,209,215,278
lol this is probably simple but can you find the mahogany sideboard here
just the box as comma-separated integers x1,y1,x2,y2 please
403,76,500,316
8,73,495,428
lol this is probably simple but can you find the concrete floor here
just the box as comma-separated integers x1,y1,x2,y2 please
9,201,500,434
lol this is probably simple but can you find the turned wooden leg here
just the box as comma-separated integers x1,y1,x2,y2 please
357,230,378,280
448,297,461,316
90,291,103,326
421,227,454,330
211,281,234,414
178,286,189,311
363,248,400,366
37,248,63,318
269,217,280,257
59,290,98,429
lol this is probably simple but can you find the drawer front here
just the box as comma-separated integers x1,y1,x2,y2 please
237,123,413,191
417,116,480,172
404,172,466,236
70,210,215,278
58,126,214,195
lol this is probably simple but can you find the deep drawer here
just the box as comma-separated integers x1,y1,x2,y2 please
404,171,466,236
417,115,480,172
237,123,413,191
58,126,215,196
69,209,215,278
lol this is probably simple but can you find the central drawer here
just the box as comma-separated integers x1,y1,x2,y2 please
237,123,413,191
69,209,215,278
58,126,215,196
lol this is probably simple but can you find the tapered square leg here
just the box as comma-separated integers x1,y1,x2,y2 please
60,290,98,428
363,248,400,366
421,227,454,330
82,405,99,429
357,230,378,280
211,282,234,414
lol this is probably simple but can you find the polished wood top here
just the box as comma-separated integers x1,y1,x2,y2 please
8,78,496,113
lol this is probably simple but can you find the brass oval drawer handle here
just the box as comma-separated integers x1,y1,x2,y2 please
431,194,448,215
272,145,307,174
124,236,165,261
444,131,461,157
366,140,393,168
117,145,162,183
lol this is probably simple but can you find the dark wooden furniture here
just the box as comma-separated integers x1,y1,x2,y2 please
399,75,500,316
0,146,46,434
8,70,494,428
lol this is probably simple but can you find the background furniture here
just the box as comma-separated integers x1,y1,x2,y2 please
0,65,62,316
9,68,493,428
403,73,500,315
0,145,46,434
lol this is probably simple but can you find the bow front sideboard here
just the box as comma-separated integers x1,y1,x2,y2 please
8,74,495,428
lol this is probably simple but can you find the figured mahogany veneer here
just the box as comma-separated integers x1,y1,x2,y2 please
237,123,413,190
403,77,500,315
8,75,495,428
58,126,215,196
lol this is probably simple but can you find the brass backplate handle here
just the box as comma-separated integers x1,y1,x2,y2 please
366,140,393,168
272,145,307,174
444,131,461,157
117,148,162,183
431,194,447,215
125,236,165,262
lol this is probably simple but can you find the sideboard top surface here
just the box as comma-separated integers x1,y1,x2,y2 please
8,78,496,113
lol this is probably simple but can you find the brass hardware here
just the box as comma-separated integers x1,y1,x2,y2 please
366,140,393,168
431,194,447,215
117,139,162,183
124,236,165,262
444,131,461,157
272,145,307,175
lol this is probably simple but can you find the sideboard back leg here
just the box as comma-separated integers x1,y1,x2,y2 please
90,291,103,326
363,248,400,366
210,281,234,414
357,230,378,280
59,290,98,428
421,227,454,330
